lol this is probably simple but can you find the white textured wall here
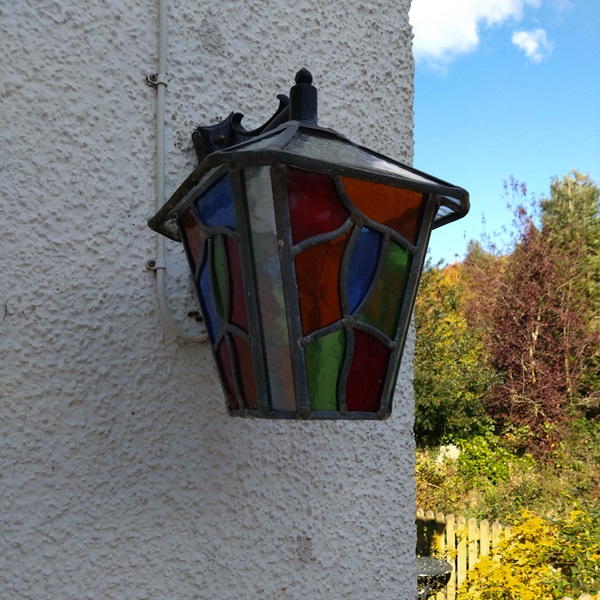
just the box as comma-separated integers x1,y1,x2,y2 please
0,1,416,598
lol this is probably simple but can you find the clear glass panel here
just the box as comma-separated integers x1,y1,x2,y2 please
287,167,349,244
225,130,286,153
285,133,435,183
244,167,295,411
305,330,345,412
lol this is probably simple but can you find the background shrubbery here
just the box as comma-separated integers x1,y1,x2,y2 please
416,419,599,522
414,171,600,597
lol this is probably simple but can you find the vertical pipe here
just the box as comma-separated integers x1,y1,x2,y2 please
153,0,205,342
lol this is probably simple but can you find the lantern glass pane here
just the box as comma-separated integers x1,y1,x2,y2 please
305,330,345,412
347,227,382,313
244,167,296,411
285,133,434,183
341,177,425,245
195,175,236,230
223,235,249,332
360,241,411,340
216,335,258,411
198,244,221,342
180,210,203,275
295,231,350,335
345,329,390,412
217,339,239,411
230,334,258,410
287,168,350,244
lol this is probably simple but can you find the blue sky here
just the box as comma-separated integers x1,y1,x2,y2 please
410,0,600,264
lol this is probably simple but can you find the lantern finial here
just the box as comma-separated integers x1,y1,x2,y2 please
295,68,313,85
289,68,317,125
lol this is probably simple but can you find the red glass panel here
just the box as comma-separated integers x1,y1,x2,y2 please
230,334,258,410
180,210,204,274
341,177,425,245
216,340,239,411
345,330,390,412
295,232,350,335
223,236,248,332
287,168,349,244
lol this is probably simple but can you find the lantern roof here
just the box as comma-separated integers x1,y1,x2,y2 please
149,120,469,242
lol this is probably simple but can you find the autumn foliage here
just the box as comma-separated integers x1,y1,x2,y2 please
414,171,600,457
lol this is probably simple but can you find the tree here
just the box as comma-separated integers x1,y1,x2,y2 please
481,174,599,454
413,262,497,446
541,171,600,409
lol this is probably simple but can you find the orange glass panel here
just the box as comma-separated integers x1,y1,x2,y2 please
295,232,350,335
341,177,425,245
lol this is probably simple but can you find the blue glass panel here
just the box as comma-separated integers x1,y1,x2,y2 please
347,227,382,313
197,245,221,343
195,176,236,230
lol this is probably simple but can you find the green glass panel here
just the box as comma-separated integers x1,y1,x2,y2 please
360,242,411,339
304,330,345,412
212,236,227,317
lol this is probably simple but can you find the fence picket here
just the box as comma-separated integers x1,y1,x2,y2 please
456,516,467,589
468,518,478,570
491,520,502,561
434,513,446,600
446,514,456,600
480,519,490,557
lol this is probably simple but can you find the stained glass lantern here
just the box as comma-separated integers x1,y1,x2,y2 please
149,69,469,419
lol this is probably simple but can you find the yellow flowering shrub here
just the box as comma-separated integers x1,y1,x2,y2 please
461,508,600,600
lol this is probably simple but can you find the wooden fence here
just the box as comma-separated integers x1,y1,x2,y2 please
416,509,599,600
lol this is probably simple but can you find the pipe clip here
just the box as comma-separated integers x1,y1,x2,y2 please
146,257,167,270
146,72,168,88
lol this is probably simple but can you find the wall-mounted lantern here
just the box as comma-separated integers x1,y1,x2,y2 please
149,69,469,420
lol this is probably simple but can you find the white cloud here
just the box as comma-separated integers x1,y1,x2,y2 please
410,0,541,66
512,28,554,62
